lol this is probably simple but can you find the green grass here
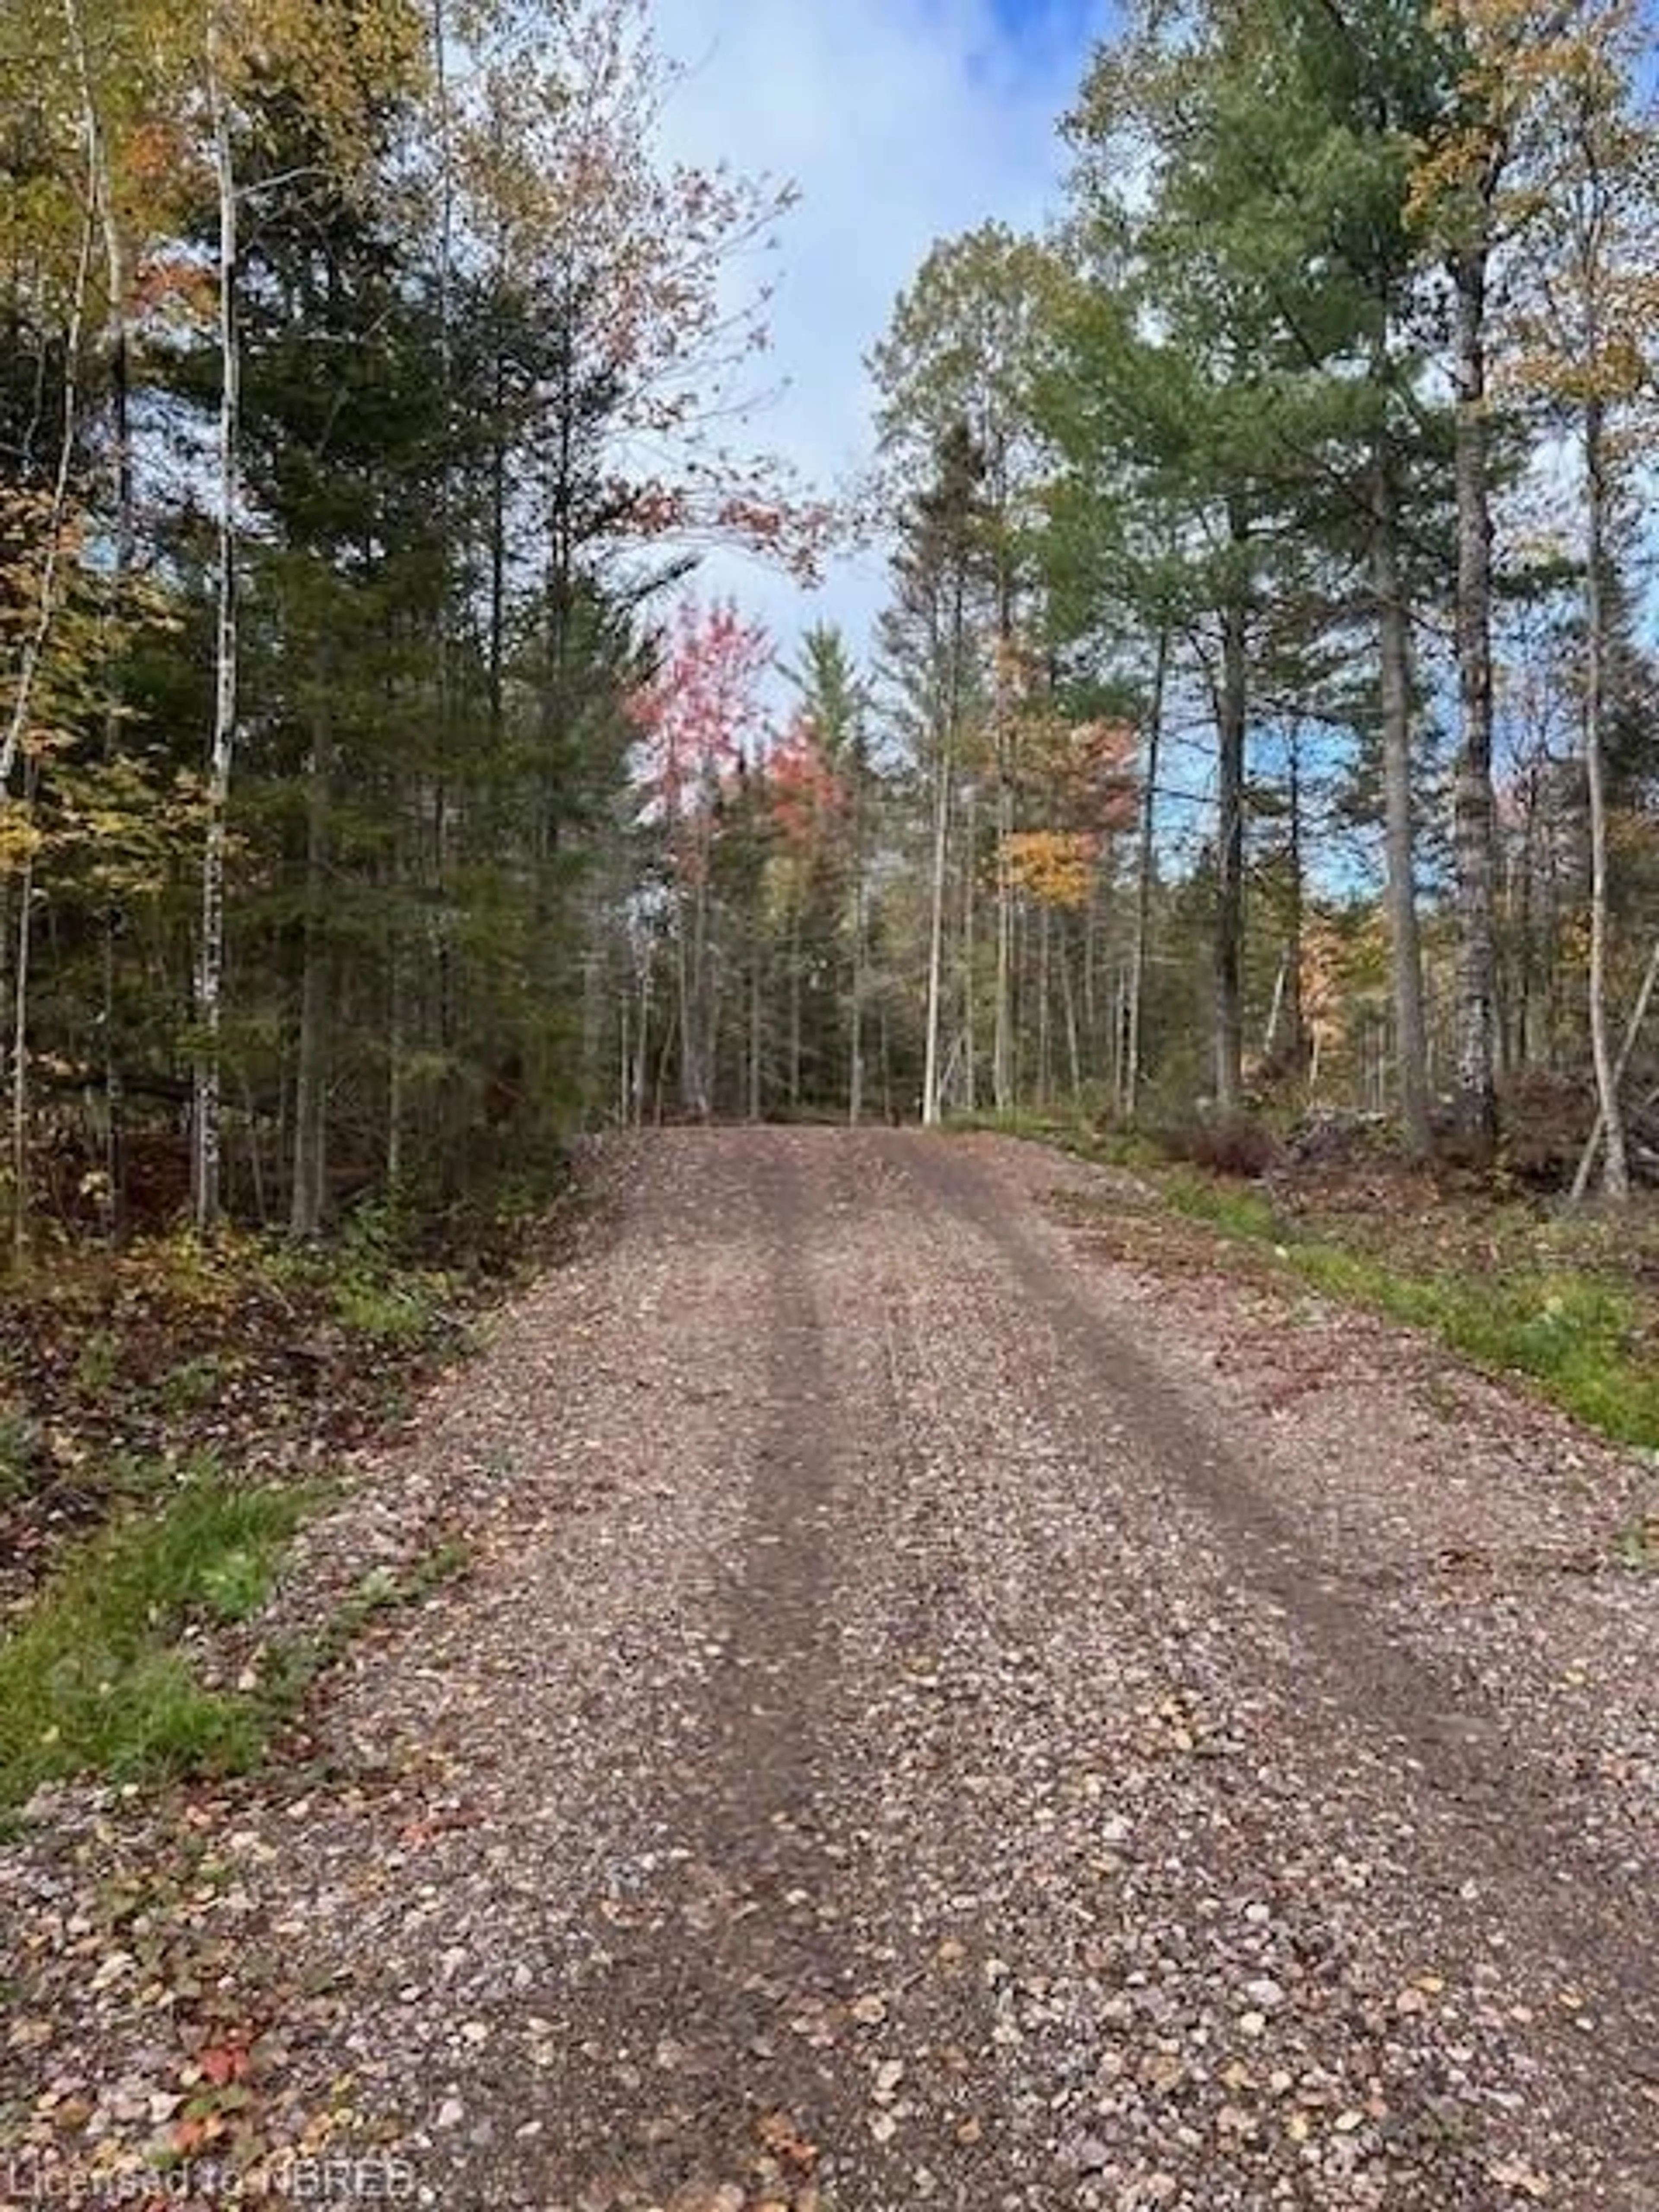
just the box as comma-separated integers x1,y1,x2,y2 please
156,1351,237,1414
1297,1252,1659,1447
1155,1175,1659,1451
331,1278,436,1341
0,1478,469,1812
251,1203,458,1348
0,1407,38,1503
1161,1167,1283,1240
946,1105,1167,1173
971,1109,1659,1454
0,1469,309,1809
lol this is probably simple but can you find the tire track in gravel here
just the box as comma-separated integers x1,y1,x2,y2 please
534,1132,901,2210
301,1131,813,2212
544,1128,1657,2212
880,1130,1659,2210
808,1192,1152,2212
18,1129,1651,2212
901,1135,1659,1965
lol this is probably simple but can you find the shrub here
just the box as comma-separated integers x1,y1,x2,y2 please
1161,1112,1281,1179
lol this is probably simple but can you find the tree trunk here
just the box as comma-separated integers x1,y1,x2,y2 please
748,946,763,1122
1572,934,1657,1204
960,781,977,1114
1125,624,1167,1121
1214,565,1247,1114
0,167,94,798
193,13,239,1233
1036,901,1052,1104
289,698,331,1237
1371,445,1433,1158
1059,918,1082,1099
1451,244,1500,1156
63,0,130,1234
1282,728,1308,1081
993,770,1015,1114
386,798,408,1186
488,362,507,741
1583,392,1628,1201
9,766,37,1260
633,955,653,1127
788,900,802,1111
847,759,866,1126
921,737,952,1126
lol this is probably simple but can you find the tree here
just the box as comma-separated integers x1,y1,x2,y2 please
187,0,428,1229
877,423,988,1126
786,626,874,1120
871,225,1059,1111
1501,0,1659,1198
629,598,773,1119
0,0,804,1245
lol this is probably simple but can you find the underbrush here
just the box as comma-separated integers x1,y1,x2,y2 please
1160,1112,1283,1178
0,1162,576,1802
1159,1171,1659,1450
948,1106,1167,1173
1280,1244,1659,1448
0,1229,444,1599
0,1466,472,1810
0,1162,580,1589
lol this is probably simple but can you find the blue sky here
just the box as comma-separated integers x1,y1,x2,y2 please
985,0,1113,71
651,0,1116,695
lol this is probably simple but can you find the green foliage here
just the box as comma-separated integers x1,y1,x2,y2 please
321,1205,455,1341
1292,1254,1659,1449
0,1407,40,1503
1013,1104,1659,1452
1,0,804,1243
947,1107,1166,1175
0,1452,471,1811
1154,1173,1659,1450
0,1469,310,1808
72,1330,120,1398
1161,1170,1283,1243
248,1199,457,1346
331,1274,445,1344
156,1351,235,1414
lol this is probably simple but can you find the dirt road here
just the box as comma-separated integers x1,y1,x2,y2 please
6,1129,1658,2210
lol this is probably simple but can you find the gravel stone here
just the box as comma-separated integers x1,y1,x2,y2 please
1,1129,1655,2210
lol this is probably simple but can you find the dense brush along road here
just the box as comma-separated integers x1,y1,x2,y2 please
5,1129,1658,2211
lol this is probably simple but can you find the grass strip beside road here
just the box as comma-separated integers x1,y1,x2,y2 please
0,1470,308,1809
958,1111,1659,1460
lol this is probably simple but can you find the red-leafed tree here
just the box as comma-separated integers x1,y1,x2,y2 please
631,598,772,831
628,597,774,1119
767,709,845,858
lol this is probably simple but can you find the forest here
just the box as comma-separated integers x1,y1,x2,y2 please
3,0,1657,1263
5,5,1659,2186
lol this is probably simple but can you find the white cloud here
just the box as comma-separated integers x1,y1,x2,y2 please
646,0,1111,700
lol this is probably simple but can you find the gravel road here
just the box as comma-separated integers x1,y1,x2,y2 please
5,1128,1657,2211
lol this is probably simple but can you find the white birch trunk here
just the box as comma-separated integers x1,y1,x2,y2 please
1583,392,1628,1200
193,12,240,1232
